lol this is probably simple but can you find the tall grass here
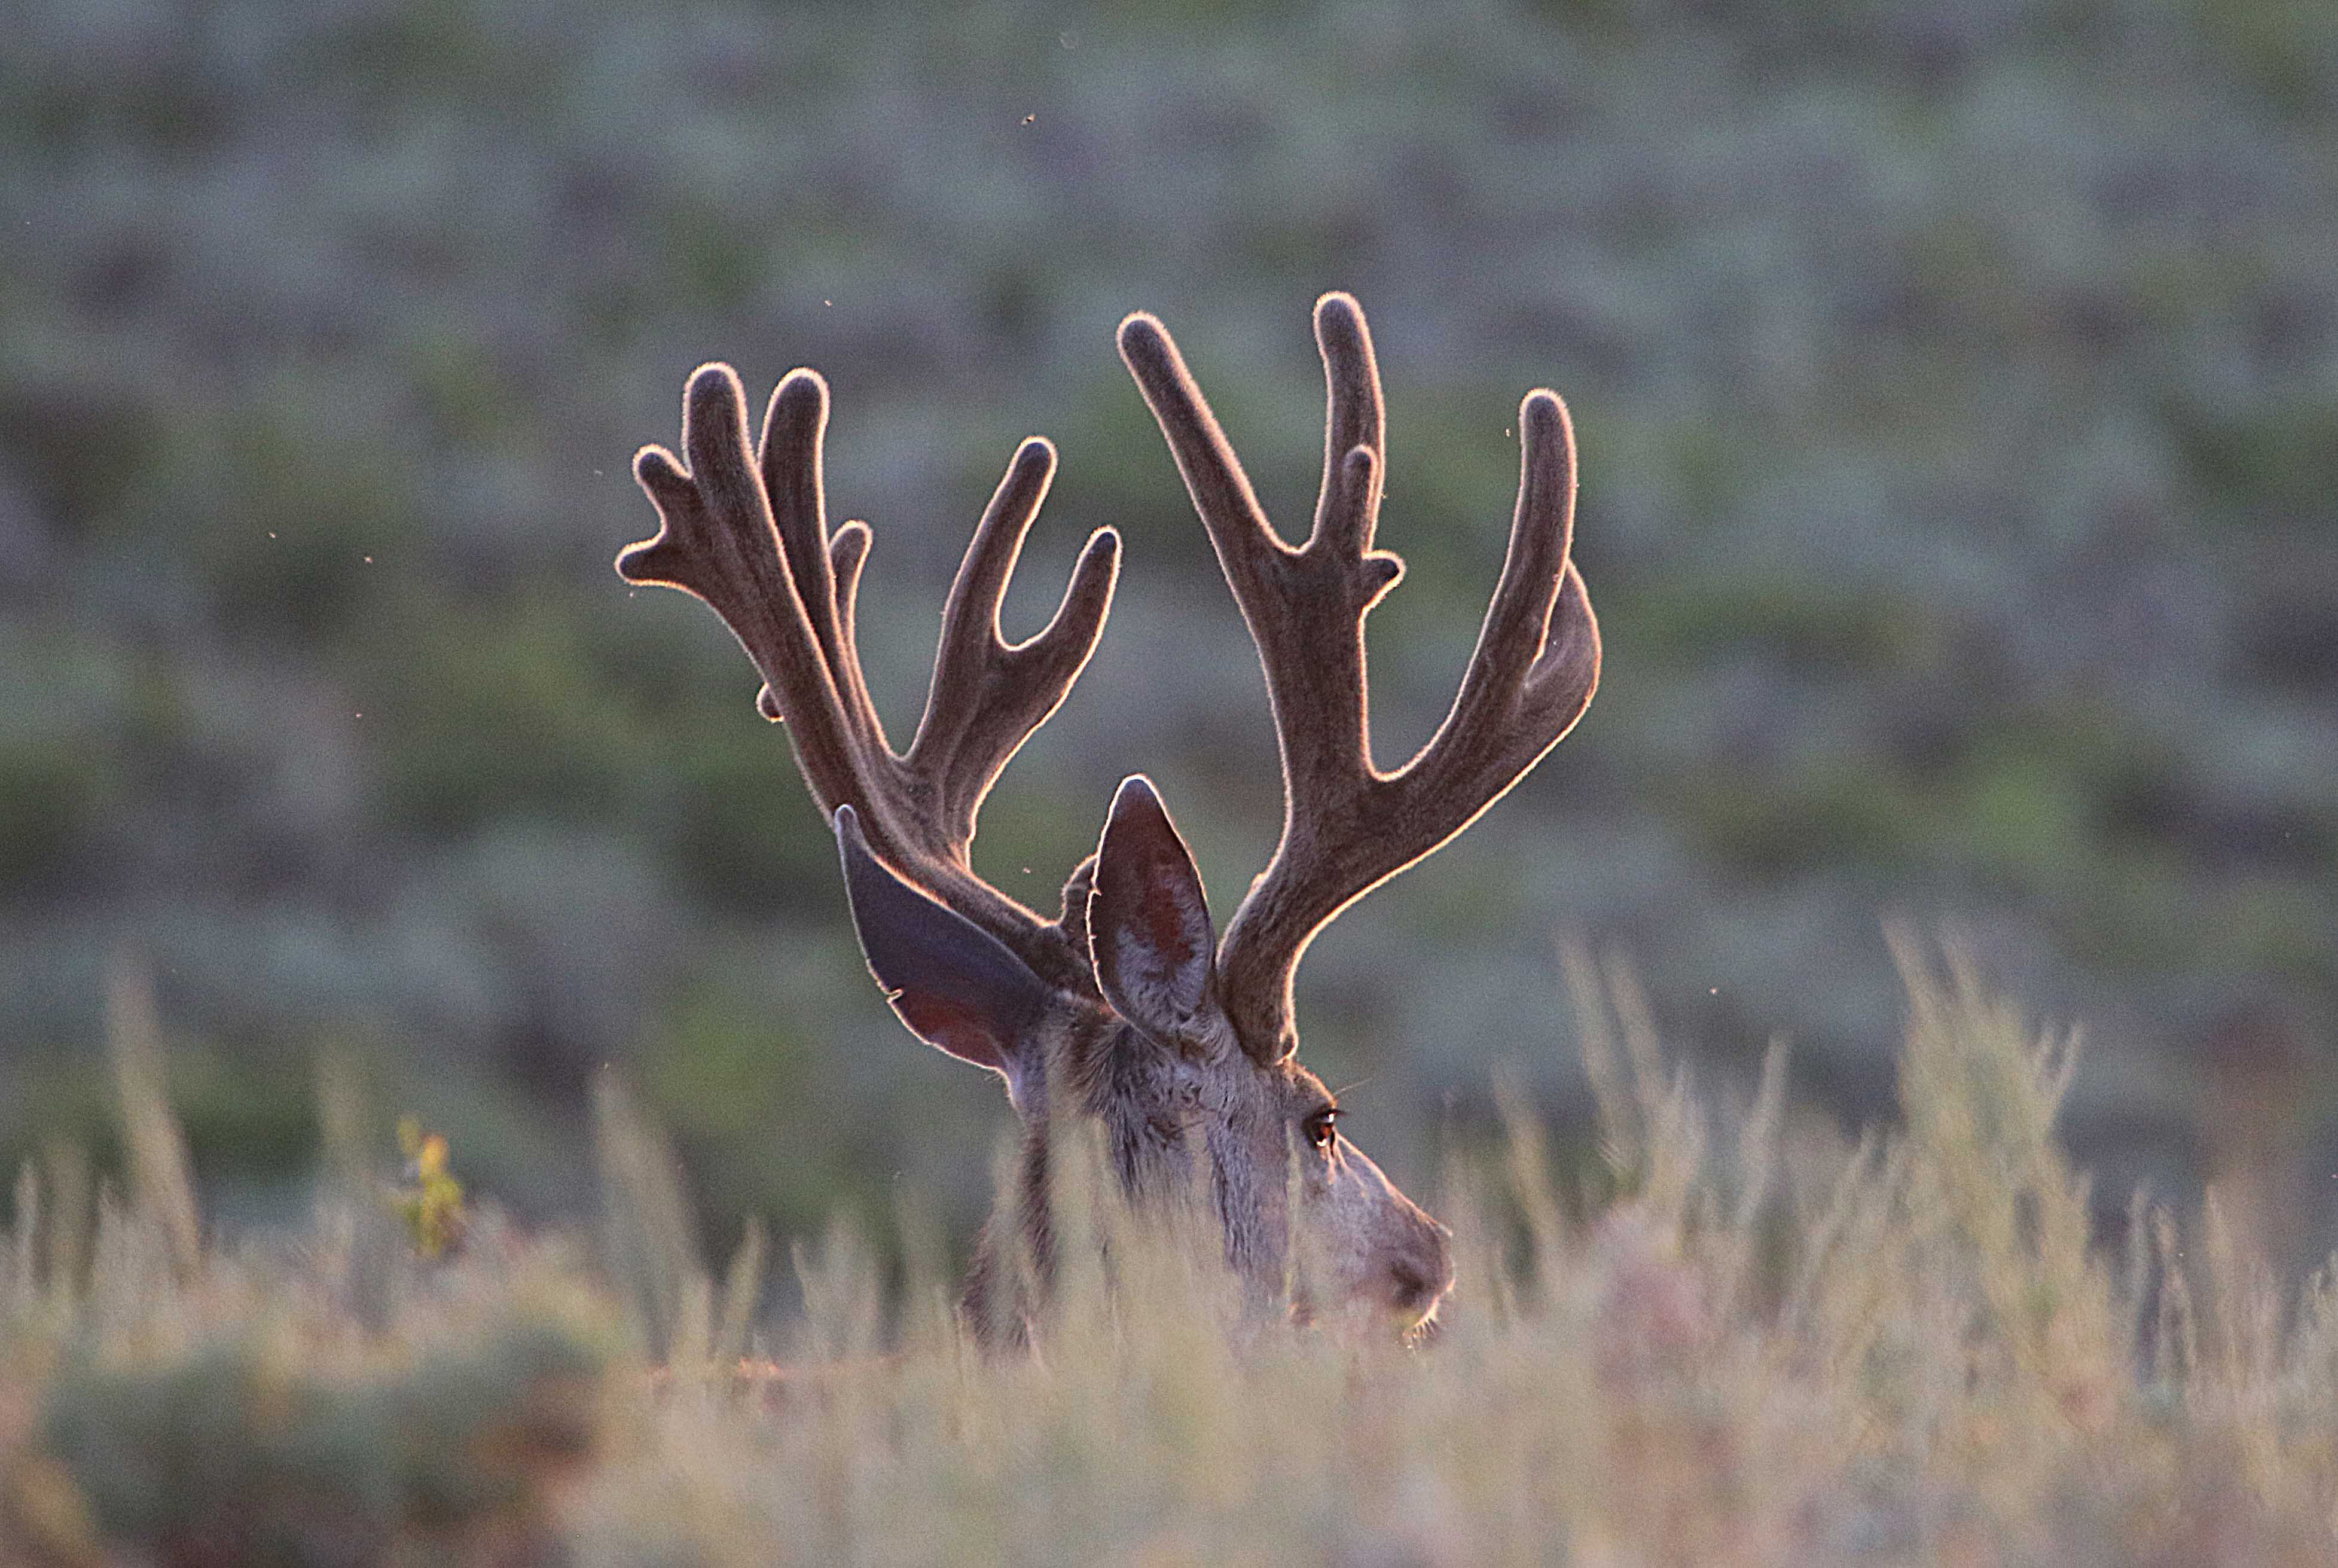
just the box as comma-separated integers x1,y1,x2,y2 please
4,939,2335,1565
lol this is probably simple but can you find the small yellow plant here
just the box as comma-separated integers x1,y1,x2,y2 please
393,1116,468,1260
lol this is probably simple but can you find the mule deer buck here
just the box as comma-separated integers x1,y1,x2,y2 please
619,294,1600,1342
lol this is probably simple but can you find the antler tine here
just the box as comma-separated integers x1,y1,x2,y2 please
626,365,865,817
621,359,1119,993
909,438,1123,854
1118,296,1404,826
1406,389,1600,820
1309,292,1387,555
1121,295,1600,1058
754,368,885,745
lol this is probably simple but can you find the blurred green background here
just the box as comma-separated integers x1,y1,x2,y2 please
2,0,2333,1264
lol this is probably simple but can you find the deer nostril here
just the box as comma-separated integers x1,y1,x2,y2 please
1393,1227,1455,1314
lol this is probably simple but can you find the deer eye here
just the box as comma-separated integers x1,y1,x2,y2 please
1302,1109,1338,1154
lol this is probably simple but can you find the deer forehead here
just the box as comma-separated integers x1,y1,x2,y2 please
1176,1049,1321,1120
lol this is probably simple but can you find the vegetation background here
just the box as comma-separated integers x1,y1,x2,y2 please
3,0,2334,1277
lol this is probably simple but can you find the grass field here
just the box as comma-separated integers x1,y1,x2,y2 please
4,936,2331,1566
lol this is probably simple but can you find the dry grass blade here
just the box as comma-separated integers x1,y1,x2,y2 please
7,1163,36,1320
1492,1066,1568,1291
713,1218,767,1377
593,1072,712,1369
1559,936,1636,1183
1710,1035,1790,1328
105,957,200,1283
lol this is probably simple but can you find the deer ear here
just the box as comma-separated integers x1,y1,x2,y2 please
835,806,1050,1083
1088,776,1217,1038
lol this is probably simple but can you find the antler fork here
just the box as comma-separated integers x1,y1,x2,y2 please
1119,294,1601,1058
619,364,1121,995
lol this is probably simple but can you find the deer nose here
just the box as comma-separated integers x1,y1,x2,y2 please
1388,1218,1455,1317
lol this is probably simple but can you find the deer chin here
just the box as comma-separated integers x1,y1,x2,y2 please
1396,1288,1446,1340
1385,1277,1450,1347
1287,1285,1448,1349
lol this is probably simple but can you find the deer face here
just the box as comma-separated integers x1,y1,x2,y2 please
1170,1047,1454,1334
839,776,1452,1337
1086,777,1452,1332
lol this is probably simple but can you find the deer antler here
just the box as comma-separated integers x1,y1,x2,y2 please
620,363,1120,994
1118,294,1600,1059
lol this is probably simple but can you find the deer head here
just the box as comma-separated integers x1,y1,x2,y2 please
618,293,1598,1343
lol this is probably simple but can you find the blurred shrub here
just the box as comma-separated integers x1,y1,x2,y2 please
36,1316,602,1563
367,592,657,835
0,0,2332,1244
